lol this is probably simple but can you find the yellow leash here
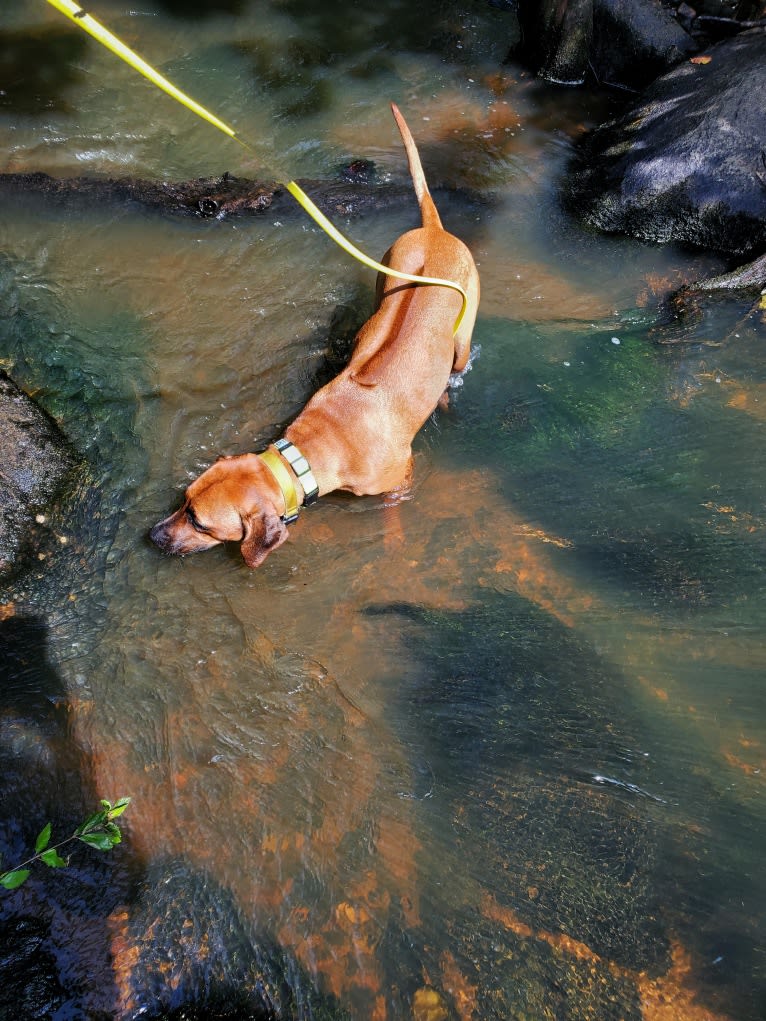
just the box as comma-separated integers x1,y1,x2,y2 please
45,0,468,333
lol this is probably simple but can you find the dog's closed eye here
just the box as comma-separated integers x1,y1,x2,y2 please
186,508,211,534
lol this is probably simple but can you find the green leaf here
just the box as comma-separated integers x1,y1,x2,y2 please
40,849,68,868
106,798,131,820
77,832,114,852
104,823,122,845
1,870,30,890
76,811,107,836
35,822,52,853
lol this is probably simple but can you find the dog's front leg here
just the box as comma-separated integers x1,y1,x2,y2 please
381,459,414,552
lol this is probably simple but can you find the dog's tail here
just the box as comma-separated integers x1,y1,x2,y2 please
391,102,443,231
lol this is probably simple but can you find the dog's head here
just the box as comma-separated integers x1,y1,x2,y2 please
150,454,289,568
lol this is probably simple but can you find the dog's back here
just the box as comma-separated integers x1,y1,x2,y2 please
289,103,480,497
286,105,478,494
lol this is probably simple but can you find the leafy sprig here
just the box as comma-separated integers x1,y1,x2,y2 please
0,798,131,890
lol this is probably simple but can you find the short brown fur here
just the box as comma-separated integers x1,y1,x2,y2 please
150,103,480,567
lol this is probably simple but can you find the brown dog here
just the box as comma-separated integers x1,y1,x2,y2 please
150,103,480,567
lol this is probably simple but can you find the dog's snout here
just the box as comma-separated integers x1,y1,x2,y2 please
149,509,223,558
149,520,170,549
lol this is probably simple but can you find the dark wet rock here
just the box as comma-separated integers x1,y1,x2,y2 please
688,0,766,42
0,372,79,579
679,249,766,296
653,250,766,341
654,249,766,340
591,0,698,89
515,0,697,88
0,171,276,219
0,171,485,222
338,158,378,185
564,29,766,255
0,918,66,1018
516,0,595,85
695,0,762,14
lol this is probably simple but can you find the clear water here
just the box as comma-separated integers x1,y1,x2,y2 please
1,2,765,1019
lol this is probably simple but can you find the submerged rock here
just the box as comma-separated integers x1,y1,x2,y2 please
0,372,79,579
655,249,766,342
110,858,350,1020
0,171,483,222
564,29,766,255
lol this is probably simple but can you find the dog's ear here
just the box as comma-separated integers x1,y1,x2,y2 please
240,508,288,568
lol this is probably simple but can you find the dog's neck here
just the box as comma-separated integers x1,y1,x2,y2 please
283,420,348,500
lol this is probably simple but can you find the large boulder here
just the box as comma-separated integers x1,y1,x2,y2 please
515,0,595,85
591,0,698,89
0,371,78,578
514,0,696,88
564,29,766,255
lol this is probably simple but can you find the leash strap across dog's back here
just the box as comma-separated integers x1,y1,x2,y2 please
284,182,469,335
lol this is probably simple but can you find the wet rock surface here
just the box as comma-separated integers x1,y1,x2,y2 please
0,918,66,1019
0,371,79,579
111,859,350,1021
514,0,698,88
591,0,699,89
564,29,766,256
0,171,484,222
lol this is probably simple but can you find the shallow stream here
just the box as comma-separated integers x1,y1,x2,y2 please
1,2,765,1019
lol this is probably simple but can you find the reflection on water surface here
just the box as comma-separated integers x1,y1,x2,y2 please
1,1,765,1018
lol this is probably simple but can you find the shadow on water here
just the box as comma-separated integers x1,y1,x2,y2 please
365,592,766,1021
0,249,354,1017
0,27,88,115
0,613,127,1018
0,614,349,1020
